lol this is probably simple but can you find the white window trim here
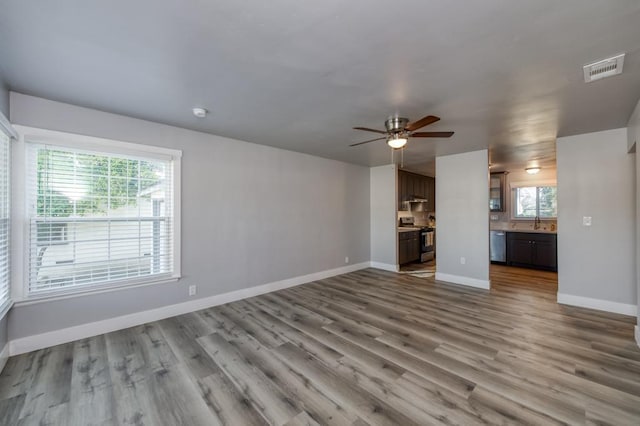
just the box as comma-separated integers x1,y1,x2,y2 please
0,300,13,321
0,112,16,319
11,125,182,303
0,110,18,140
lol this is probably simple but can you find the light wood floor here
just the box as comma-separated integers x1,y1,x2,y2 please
399,259,436,272
490,263,558,294
1,267,639,425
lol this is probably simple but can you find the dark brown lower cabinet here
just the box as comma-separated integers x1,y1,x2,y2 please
507,232,557,271
399,231,420,265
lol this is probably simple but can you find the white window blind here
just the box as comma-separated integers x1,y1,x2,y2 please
0,130,10,310
27,143,176,295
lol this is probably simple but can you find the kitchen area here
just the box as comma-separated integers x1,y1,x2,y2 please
397,169,437,274
488,166,558,290
393,162,558,283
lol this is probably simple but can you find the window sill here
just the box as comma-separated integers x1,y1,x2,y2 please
14,274,181,307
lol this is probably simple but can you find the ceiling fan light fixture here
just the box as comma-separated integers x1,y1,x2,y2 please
525,167,541,174
387,134,407,149
351,114,452,147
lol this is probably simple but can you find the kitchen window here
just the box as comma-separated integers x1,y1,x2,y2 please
16,126,181,299
513,186,557,218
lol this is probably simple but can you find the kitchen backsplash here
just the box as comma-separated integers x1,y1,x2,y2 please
490,219,557,232
398,210,435,226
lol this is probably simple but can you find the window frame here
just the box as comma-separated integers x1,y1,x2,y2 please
511,184,557,220
12,125,182,303
0,112,17,319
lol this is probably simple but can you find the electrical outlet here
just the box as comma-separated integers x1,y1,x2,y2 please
460,257,466,265
582,216,592,226
189,285,197,296
345,256,349,264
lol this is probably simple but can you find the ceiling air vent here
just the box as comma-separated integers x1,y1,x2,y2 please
583,53,625,83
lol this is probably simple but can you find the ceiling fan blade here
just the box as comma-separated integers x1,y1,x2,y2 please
353,126,387,134
405,115,440,132
411,131,454,138
349,136,386,147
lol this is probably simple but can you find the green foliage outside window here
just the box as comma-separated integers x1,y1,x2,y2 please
37,149,163,217
514,186,557,218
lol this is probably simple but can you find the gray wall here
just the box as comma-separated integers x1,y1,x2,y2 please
557,128,636,306
0,315,7,353
628,99,639,153
435,150,489,286
369,164,397,268
8,93,371,340
630,99,640,331
0,81,8,118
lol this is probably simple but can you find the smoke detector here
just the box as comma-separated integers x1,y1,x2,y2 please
583,53,625,83
192,107,208,118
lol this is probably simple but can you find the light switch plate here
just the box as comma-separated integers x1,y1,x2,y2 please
582,216,592,226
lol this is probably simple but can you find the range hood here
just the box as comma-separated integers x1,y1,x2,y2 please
407,198,428,203
404,195,430,211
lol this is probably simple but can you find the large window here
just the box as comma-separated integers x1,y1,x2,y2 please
23,131,181,297
513,186,557,218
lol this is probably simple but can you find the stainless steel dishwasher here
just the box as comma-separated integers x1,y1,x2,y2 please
490,231,506,263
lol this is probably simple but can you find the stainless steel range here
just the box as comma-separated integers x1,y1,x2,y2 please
399,217,435,263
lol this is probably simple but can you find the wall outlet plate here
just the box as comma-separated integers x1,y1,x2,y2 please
189,285,197,296
460,257,466,265
582,216,592,226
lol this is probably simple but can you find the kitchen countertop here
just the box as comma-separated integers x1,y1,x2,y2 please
491,228,557,234
398,227,421,233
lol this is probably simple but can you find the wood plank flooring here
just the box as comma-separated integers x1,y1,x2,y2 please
1,267,639,425
491,264,558,294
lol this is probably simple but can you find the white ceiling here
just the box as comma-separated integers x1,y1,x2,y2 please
1,0,640,174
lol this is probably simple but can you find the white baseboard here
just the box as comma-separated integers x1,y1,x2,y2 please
369,262,398,272
557,293,637,316
9,262,369,356
435,272,490,290
0,342,9,374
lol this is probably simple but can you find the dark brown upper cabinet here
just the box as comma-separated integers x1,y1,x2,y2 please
398,170,435,212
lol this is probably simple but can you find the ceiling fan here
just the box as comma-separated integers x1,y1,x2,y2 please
350,115,454,148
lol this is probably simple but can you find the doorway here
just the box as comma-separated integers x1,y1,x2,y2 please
488,166,558,292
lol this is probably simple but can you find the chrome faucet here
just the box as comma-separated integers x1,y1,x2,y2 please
534,216,541,230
